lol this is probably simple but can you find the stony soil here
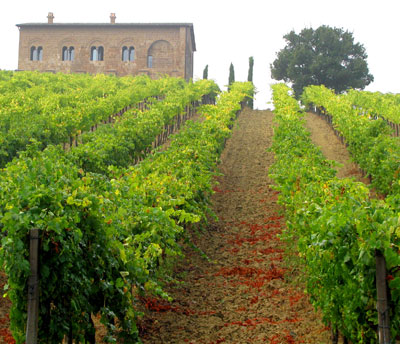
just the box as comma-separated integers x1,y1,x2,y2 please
138,109,332,344
0,272,12,343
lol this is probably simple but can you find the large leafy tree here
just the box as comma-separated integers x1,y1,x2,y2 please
271,25,374,97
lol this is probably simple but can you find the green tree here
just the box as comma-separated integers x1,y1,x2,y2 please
228,63,235,90
271,25,374,98
203,65,208,79
247,56,254,109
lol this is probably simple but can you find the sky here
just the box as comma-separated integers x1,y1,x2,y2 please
1,0,399,109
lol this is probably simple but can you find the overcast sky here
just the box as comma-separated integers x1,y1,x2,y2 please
1,0,399,109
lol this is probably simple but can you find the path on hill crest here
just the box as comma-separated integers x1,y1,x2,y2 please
303,112,367,183
139,108,330,343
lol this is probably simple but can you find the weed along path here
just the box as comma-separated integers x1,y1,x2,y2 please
140,108,330,343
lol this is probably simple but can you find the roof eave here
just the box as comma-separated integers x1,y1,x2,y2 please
16,22,197,52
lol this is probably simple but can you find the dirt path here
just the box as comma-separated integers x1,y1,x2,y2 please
139,108,330,343
303,112,366,182
0,273,12,343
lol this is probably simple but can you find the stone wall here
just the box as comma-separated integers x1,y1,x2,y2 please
17,21,195,80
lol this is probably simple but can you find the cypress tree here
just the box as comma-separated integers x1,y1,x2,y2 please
247,56,254,82
203,65,208,79
228,63,235,90
247,57,254,109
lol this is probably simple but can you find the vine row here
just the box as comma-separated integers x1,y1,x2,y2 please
0,81,253,343
270,83,400,343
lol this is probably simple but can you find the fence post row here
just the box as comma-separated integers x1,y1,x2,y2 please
26,228,40,344
312,106,393,343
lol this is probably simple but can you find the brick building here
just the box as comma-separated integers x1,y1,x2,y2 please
16,13,195,80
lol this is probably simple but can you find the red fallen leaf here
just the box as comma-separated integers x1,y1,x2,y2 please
259,248,284,255
211,339,226,344
216,266,259,278
228,229,281,246
236,307,247,312
285,333,296,344
264,215,284,222
264,222,282,229
285,317,303,323
317,326,331,334
249,223,264,235
250,295,259,304
141,296,193,314
140,296,217,317
271,254,283,262
269,334,280,344
0,328,16,344
289,292,305,306
216,264,286,289
271,289,281,296
224,316,301,330
269,331,304,344
197,310,217,315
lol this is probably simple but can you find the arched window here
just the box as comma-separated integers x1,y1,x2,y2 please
37,47,43,61
122,46,128,61
91,46,104,61
90,46,104,61
122,46,135,62
91,46,98,61
98,46,104,61
69,47,75,61
62,46,75,61
30,46,37,61
30,46,43,61
147,40,173,70
129,47,135,61
62,46,68,61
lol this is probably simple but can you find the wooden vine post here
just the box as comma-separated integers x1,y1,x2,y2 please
26,228,39,344
375,249,391,344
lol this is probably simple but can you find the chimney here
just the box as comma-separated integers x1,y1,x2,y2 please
47,12,54,24
110,13,116,24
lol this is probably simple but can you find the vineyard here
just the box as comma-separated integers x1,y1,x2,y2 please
1,69,400,344
0,70,253,343
271,84,400,343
